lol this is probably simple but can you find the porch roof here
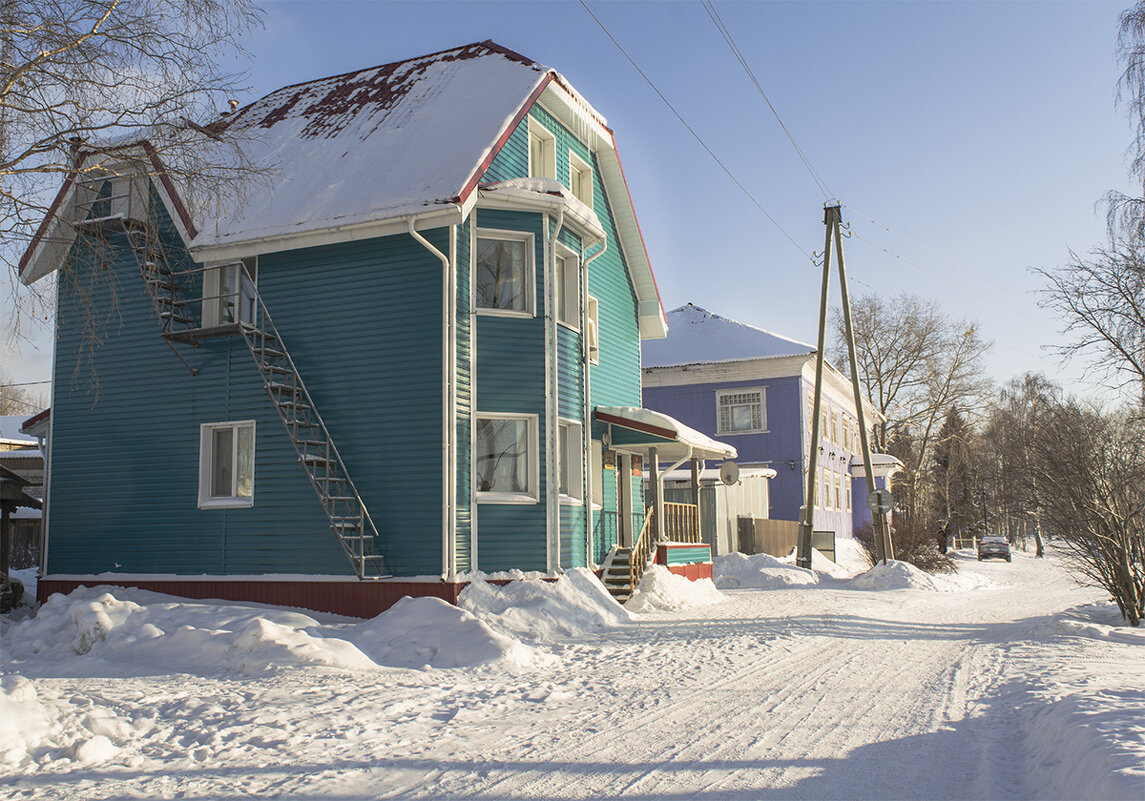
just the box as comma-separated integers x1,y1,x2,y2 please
595,406,737,462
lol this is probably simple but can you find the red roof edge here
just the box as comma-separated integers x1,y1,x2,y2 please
609,132,664,321
21,407,50,433
140,141,198,238
595,410,678,442
454,72,556,206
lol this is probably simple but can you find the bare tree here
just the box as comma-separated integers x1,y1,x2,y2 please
0,370,46,416
833,292,992,521
1,0,262,341
1033,400,1145,626
1105,1,1145,240
1035,245,1145,406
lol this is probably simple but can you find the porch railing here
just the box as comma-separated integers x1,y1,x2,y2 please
662,501,700,543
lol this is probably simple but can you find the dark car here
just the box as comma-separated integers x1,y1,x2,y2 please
977,536,1011,562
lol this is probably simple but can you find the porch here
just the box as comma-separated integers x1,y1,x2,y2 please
594,406,736,600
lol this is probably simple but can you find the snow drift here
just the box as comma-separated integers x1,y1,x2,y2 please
625,565,725,612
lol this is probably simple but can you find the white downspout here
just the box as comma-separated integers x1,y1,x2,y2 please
580,236,606,565
409,214,457,581
548,208,565,573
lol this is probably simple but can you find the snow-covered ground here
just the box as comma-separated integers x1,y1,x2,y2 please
2,548,1142,799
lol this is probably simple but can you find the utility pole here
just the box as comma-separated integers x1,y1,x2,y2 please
798,203,894,568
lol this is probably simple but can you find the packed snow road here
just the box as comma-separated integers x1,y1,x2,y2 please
2,548,1142,800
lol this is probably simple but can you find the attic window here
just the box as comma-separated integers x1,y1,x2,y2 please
74,173,147,224
569,151,593,208
528,119,556,180
717,388,766,435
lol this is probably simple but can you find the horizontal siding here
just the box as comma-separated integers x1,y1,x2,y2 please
560,504,586,568
48,202,449,579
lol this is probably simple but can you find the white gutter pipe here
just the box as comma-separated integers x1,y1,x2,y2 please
580,236,606,565
409,214,457,581
547,208,565,572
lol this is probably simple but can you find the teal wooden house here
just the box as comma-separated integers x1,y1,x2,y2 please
21,42,734,615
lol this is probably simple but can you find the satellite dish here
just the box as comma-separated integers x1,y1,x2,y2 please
719,460,740,486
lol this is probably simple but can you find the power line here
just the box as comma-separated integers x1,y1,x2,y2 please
844,204,1028,301
2,379,51,388
579,0,813,262
700,0,833,200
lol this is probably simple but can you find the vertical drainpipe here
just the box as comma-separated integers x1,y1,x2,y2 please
580,236,607,565
409,213,457,581
548,208,565,572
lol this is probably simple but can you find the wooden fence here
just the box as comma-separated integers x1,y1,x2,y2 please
737,517,800,558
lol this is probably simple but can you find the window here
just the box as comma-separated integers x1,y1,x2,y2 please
475,414,538,502
821,467,831,510
558,420,584,502
555,248,579,328
528,119,556,180
587,295,600,363
717,388,766,435
830,410,838,444
820,406,828,440
475,231,534,315
846,479,852,513
569,151,593,207
198,421,254,508
834,473,842,511
202,259,256,328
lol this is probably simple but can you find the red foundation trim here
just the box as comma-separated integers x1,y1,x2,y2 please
665,562,713,581
38,578,463,619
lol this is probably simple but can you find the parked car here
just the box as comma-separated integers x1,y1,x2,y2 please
977,536,1011,562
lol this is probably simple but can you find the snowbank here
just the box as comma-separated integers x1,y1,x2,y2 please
351,596,545,670
848,561,938,591
1023,680,1145,800
848,561,995,592
714,552,819,589
459,568,631,643
625,565,725,612
4,587,375,676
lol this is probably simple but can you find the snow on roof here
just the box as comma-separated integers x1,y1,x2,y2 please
595,405,737,460
480,178,604,238
0,416,39,447
190,41,549,252
849,453,905,478
660,466,777,483
642,304,814,368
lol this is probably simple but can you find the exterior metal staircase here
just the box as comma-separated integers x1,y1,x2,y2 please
75,178,386,579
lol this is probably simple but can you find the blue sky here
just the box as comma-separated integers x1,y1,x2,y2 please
4,0,1132,403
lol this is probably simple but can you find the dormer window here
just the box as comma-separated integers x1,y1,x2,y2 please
528,119,556,180
74,172,147,225
569,151,593,208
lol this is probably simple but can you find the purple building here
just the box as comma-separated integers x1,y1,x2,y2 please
642,304,899,542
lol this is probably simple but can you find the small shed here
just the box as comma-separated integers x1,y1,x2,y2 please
662,466,777,557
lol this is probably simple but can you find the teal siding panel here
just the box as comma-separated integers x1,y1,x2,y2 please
662,546,712,565
473,209,548,572
258,232,445,578
47,209,345,577
556,326,583,421
455,219,472,573
560,505,587,568
476,505,546,572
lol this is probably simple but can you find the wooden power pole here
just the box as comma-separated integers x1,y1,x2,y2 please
797,203,894,568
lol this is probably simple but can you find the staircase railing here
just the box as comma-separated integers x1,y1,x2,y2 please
629,506,656,591
231,263,386,579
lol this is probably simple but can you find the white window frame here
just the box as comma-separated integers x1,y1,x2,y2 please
558,419,584,504
201,259,257,329
554,243,580,330
830,410,838,444
568,150,594,208
528,118,556,180
587,295,600,364
474,229,535,318
474,413,539,504
715,387,767,436
198,420,255,508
